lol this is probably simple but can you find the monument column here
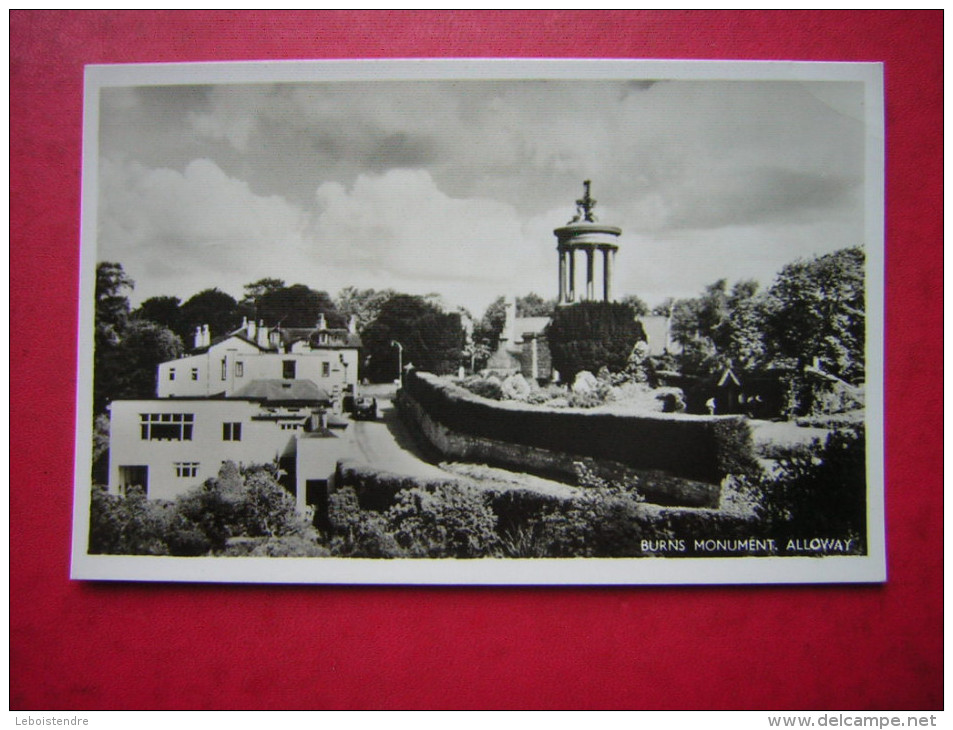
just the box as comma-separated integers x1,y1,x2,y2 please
602,247,614,302
568,248,576,301
585,247,595,300
558,248,567,303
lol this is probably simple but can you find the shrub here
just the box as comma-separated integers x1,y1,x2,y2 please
459,376,503,401
547,300,647,383
327,487,404,558
385,484,500,558
88,485,171,556
222,535,330,557
758,427,867,549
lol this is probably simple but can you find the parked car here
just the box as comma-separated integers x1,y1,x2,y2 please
353,396,378,421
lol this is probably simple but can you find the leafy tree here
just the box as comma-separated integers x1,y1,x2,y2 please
241,278,286,307
335,286,397,333
88,485,171,556
361,294,465,382
254,284,341,329
517,292,556,318
133,295,182,332
177,288,243,343
94,263,133,413
112,320,184,400
763,247,865,383
670,279,767,376
546,301,646,383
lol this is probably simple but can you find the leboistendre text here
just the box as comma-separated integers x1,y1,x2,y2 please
16,718,89,726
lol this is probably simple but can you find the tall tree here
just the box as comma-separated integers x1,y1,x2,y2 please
112,320,184,400
133,295,182,332
255,284,340,329
177,288,243,343
94,262,134,414
763,247,865,382
361,294,465,382
335,286,397,333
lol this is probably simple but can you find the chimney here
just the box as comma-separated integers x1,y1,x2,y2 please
347,314,357,334
193,326,203,350
202,324,211,348
317,312,327,331
257,321,269,349
247,317,257,341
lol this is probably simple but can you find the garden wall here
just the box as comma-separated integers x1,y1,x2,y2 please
398,371,762,504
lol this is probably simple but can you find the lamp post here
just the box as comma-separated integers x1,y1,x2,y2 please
390,340,404,388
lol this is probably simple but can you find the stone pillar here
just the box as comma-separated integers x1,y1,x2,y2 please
586,247,595,301
558,248,567,304
568,248,576,302
602,247,614,302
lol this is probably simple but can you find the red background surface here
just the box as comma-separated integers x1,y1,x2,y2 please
10,11,943,710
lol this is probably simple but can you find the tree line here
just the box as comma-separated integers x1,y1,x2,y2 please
93,263,472,415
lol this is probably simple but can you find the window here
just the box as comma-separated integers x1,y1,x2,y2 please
322,362,331,377
174,462,199,478
221,359,227,380
169,368,176,381
139,413,194,441
235,361,244,377
282,360,296,379
280,422,301,431
223,422,242,441
191,368,199,381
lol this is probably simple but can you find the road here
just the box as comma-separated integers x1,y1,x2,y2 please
345,395,451,480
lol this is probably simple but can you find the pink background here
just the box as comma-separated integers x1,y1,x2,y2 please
10,11,942,710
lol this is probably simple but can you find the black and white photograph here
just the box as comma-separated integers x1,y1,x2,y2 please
70,59,885,584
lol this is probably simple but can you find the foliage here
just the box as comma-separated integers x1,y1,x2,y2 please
110,320,184,400
88,485,171,556
619,293,650,317
177,288,244,343
335,286,397,333
254,283,341,329
546,300,646,383
385,485,500,558
89,462,317,556
458,376,504,401
671,278,767,377
93,262,183,412
763,247,865,383
361,294,465,382
326,487,404,558
757,427,867,544
91,414,111,484
222,535,330,557
132,295,182,332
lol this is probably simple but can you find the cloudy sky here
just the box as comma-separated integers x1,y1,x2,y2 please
95,69,868,317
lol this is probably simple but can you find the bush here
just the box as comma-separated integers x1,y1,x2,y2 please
547,301,646,383
88,485,172,556
459,376,504,401
386,484,500,558
757,427,867,549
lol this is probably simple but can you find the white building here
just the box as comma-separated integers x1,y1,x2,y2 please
108,389,351,513
107,314,364,516
157,315,361,400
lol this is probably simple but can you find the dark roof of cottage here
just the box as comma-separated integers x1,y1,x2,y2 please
229,379,331,404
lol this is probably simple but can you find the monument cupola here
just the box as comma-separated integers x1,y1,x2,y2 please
554,180,621,304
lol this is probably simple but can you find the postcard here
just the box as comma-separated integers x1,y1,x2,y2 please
70,59,885,584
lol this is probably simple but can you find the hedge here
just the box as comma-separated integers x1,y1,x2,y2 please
402,371,761,485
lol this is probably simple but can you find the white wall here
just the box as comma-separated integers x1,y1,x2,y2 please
108,399,300,502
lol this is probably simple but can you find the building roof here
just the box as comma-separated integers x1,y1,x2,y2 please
229,379,331,404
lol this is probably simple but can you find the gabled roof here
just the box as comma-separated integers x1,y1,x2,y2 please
229,379,331,404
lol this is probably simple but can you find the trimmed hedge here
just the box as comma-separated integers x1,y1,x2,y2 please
403,371,761,485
